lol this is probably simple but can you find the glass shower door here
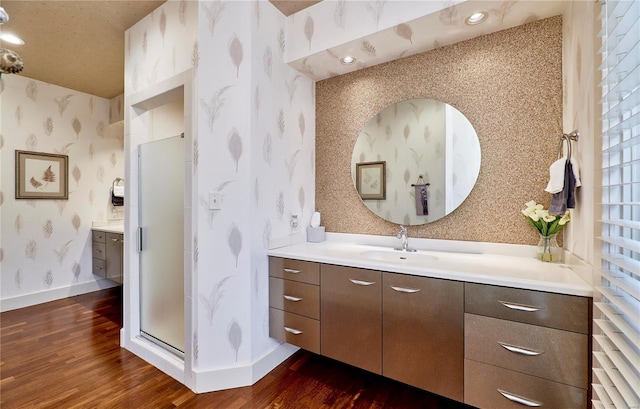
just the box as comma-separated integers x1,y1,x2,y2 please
138,135,185,353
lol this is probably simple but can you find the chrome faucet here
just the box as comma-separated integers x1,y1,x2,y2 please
395,225,416,252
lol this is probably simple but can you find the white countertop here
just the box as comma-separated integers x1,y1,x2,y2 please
92,224,124,234
268,238,593,297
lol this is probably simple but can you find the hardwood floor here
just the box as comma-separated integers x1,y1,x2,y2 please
1,288,473,408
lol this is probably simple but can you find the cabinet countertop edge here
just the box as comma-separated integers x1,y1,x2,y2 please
92,225,124,234
268,242,593,297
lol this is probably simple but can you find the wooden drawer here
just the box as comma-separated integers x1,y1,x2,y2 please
269,277,319,319
269,257,319,285
92,258,106,277
106,232,123,244
465,314,588,388
269,308,319,354
465,359,587,409
92,230,106,243
92,242,106,260
465,282,590,334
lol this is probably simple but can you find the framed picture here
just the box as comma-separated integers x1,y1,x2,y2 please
15,150,69,199
356,161,386,200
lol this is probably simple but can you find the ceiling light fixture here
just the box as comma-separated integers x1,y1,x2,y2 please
341,56,355,65
0,33,25,45
0,7,9,24
465,11,488,25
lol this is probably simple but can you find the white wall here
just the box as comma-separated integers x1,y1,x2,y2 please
0,75,124,311
123,0,315,392
562,0,598,265
193,0,315,384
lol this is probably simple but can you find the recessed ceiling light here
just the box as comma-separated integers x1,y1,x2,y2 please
465,11,488,25
0,33,25,45
341,56,355,65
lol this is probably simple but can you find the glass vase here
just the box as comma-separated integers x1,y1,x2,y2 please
537,233,561,262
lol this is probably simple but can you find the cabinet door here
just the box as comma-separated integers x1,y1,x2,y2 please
105,233,123,284
321,264,382,374
383,272,464,401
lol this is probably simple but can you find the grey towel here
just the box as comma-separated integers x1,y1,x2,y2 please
550,160,576,215
415,185,428,216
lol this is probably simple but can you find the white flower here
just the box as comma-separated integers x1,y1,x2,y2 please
559,211,570,225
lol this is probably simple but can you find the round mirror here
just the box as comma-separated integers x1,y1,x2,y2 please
351,98,481,226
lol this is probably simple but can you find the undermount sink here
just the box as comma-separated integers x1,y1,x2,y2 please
360,249,438,264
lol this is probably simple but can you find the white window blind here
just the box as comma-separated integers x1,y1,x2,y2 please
595,1,640,408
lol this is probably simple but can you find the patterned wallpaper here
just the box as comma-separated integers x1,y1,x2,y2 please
125,0,315,379
285,1,565,82
194,0,316,371
0,75,124,303
316,16,564,246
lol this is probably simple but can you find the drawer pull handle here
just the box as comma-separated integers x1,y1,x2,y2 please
283,268,301,274
390,286,421,293
498,342,543,356
112,238,119,242
283,326,303,335
497,389,542,407
498,300,542,312
96,250,103,253
283,295,303,302
350,279,375,286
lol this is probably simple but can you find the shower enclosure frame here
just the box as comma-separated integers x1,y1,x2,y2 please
121,70,195,388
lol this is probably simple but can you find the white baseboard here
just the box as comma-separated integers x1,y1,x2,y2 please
122,334,186,384
0,279,120,312
193,343,298,393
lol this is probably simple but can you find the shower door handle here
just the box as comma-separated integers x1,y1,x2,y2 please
137,227,143,252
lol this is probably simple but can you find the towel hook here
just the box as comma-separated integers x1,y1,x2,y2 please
411,174,430,187
557,130,578,160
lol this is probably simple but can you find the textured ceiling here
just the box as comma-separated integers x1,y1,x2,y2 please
0,0,320,99
0,1,166,99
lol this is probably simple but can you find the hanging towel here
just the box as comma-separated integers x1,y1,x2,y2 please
113,185,124,198
550,160,577,215
414,185,428,216
111,190,124,207
545,157,567,194
570,156,582,188
111,178,124,206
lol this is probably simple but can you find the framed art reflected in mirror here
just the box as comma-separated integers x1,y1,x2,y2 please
356,161,386,200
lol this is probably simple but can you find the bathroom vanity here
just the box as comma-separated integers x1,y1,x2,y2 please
268,239,592,409
92,225,124,284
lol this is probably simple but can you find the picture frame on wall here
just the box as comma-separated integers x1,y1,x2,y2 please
15,150,69,200
356,161,386,200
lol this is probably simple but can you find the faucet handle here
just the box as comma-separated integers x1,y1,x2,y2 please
397,225,407,238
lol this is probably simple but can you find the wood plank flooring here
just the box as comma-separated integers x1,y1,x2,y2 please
1,288,473,408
